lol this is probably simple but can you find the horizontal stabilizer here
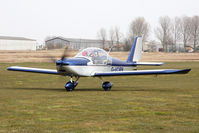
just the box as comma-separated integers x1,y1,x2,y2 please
134,62,164,66
7,66,59,75
92,69,191,76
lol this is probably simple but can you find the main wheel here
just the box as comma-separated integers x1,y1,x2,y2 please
102,82,112,91
65,81,75,91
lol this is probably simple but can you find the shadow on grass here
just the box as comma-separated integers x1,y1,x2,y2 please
7,87,102,92
113,86,178,92
8,87,66,92
6,87,177,92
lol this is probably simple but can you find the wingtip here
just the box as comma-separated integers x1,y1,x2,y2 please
7,66,12,70
7,66,18,70
178,68,191,74
185,68,191,73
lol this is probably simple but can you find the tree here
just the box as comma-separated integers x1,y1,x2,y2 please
180,16,192,51
190,16,199,52
98,28,107,49
114,26,123,51
109,27,115,46
123,37,132,51
171,17,182,52
129,17,150,43
155,16,172,52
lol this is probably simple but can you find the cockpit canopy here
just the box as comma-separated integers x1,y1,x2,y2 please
75,47,112,65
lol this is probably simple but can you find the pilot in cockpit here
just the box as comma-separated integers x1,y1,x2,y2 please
82,51,87,56
79,49,109,65
88,51,97,63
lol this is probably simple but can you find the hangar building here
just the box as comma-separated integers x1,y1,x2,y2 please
0,36,37,50
45,36,112,50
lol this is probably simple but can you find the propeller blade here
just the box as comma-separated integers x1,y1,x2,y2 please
45,53,58,63
61,46,69,60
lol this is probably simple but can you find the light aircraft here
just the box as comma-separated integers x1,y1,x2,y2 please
7,37,191,91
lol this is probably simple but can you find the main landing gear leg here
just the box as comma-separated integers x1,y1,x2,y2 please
99,77,113,91
65,76,79,91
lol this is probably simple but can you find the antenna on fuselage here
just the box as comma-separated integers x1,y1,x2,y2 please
108,45,114,55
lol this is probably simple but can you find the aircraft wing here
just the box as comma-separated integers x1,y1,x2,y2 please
7,66,59,75
92,69,191,76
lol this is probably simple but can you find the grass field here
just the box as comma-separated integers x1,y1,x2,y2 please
0,62,199,133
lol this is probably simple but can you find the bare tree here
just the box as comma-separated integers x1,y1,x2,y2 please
172,17,182,52
123,37,131,51
129,17,150,43
180,16,192,51
114,26,123,51
155,16,172,52
190,16,199,52
109,27,115,46
98,28,107,49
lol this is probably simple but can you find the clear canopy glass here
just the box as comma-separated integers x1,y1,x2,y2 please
75,47,112,65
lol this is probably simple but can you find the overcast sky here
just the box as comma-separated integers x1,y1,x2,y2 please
0,0,198,44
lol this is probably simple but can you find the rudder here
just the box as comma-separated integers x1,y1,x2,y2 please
126,36,143,63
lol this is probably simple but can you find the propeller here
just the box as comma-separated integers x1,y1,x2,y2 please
46,45,70,63
61,45,69,61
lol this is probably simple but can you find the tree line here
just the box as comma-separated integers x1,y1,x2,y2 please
98,16,199,52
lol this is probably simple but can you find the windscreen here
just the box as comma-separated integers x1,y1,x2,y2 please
75,47,112,65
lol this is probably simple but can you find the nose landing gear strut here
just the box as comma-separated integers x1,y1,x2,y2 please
65,76,79,91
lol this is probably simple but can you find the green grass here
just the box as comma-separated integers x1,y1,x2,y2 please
0,62,199,133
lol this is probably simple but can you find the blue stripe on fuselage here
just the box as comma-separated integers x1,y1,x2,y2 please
57,57,136,66
111,58,135,66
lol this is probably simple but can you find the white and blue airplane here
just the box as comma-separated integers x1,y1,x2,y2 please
7,37,191,91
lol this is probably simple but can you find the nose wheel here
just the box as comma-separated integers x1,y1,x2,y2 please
65,76,79,91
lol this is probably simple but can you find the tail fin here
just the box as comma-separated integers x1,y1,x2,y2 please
126,36,143,63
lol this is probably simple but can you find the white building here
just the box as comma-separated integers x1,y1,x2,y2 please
0,36,37,50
